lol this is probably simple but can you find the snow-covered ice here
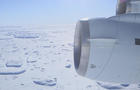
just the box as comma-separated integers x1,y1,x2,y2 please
0,25,139,90
65,64,71,68
33,78,57,86
0,69,26,75
120,84,130,87
97,82,123,89
13,31,39,39
26,51,40,63
6,60,23,68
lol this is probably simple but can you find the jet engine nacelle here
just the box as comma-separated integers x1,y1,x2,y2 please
74,14,140,84
117,0,140,15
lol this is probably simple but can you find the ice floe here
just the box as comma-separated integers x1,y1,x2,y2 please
13,32,39,39
41,46,51,48
61,49,71,52
65,64,71,68
33,78,57,86
97,82,122,89
0,69,26,75
6,60,23,68
120,84,130,87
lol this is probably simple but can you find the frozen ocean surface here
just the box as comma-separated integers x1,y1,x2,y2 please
0,25,139,90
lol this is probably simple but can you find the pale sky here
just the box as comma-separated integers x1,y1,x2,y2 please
0,0,117,25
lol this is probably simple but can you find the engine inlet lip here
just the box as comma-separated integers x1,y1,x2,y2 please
74,22,82,70
74,20,90,76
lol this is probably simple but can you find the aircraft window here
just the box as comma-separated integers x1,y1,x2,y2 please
135,38,140,45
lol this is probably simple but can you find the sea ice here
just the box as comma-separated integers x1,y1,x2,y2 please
0,69,26,75
33,78,57,86
41,46,51,48
0,34,13,40
6,60,23,68
13,32,39,39
65,64,71,68
120,84,130,87
68,43,73,47
97,82,122,89
138,84,140,88
61,49,71,52
26,51,39,63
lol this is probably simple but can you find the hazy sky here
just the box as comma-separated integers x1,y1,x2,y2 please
0,0,117,25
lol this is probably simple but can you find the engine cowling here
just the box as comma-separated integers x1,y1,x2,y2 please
74,14,140,84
